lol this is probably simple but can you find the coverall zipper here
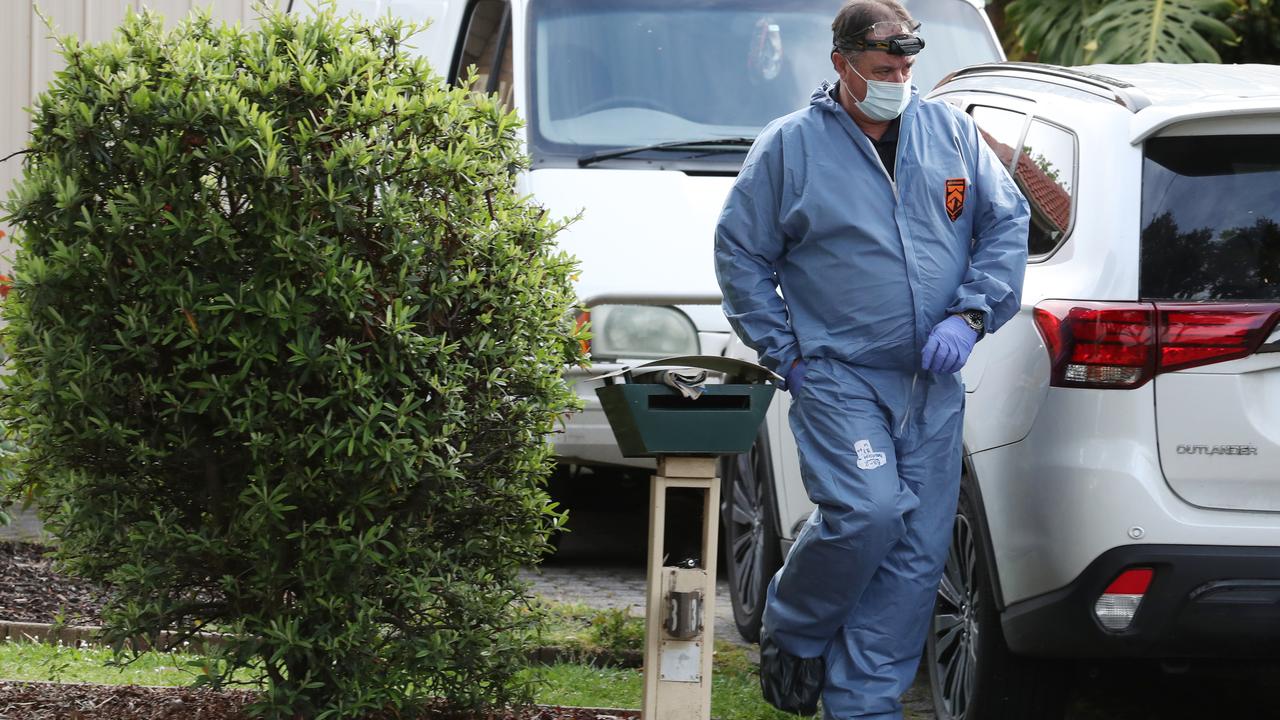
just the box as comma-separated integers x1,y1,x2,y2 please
900,372,918,434
868,132,918,434
872,153,898,201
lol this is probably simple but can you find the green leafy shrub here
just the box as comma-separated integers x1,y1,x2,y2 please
0,432,22,525
1221,0,1280,63
589,607,645,656
523,600,645,663
0,331,22,527
1,5,584,718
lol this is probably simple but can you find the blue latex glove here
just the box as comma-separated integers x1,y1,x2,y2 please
785,359,808,395
922,315,978,374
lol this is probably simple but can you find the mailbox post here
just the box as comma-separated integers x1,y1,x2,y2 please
596,356,779,720
642,455,719,719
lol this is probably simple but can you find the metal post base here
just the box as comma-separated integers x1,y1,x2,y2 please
642,456,720,720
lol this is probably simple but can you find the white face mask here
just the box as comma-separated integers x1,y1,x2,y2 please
846,60,911,122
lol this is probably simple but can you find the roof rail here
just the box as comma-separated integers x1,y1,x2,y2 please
937,62,1151,112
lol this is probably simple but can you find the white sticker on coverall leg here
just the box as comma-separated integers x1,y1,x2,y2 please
854,439,887,470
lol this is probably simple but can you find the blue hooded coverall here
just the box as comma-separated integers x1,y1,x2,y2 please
714,81,1029,719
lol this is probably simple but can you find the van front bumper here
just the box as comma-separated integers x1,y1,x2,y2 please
554,364,655,470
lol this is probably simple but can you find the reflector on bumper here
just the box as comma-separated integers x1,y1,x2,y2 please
1094,567,1154,632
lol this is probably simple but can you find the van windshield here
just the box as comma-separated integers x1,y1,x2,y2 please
1141,135,1280,301
526,0,1001,168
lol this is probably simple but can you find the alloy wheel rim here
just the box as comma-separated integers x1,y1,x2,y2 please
728,443,765,615
932,512,979,720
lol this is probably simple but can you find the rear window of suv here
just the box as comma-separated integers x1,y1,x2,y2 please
1141,135,1280,301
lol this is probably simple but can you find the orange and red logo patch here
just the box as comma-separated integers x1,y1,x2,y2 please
945,178,966,222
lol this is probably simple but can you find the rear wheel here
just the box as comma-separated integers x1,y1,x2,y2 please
927,479,1070,720
721,428,783,643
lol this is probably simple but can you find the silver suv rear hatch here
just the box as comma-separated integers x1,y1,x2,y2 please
1142,131,1280,511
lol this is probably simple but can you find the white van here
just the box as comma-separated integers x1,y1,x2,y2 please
312,0,1005,472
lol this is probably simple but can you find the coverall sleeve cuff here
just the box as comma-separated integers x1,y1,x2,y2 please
766,348,802,389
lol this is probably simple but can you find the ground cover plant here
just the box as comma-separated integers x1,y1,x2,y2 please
0,4,584,719
526,601,645,662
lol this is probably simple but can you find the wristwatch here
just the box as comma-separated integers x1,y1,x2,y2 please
958,310,985,336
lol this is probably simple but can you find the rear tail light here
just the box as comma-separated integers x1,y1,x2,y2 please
1094,567,1154,632
1033,301,1155,389
1033,301,1280,389
1158,304,1280,372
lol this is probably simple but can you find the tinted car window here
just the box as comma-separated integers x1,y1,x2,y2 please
1141,135,1280,301
970,109,1075,258
970,105,1026,173
1015,120,1075,257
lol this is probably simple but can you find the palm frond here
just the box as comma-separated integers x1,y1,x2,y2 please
1007,0,1103,65
1088,0,1236,63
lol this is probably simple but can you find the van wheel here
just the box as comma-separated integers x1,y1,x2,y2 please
927,480,1070,720
720,428,783,643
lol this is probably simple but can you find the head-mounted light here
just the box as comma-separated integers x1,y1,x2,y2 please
849,20,926,56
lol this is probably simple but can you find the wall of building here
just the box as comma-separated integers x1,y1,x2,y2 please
0,1,278,268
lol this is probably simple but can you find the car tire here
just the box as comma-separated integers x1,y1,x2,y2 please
720,427,783,644
927,477,1070,720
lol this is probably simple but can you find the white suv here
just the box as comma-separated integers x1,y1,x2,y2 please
719,62,1280,719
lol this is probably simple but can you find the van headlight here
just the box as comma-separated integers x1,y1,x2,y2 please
585,304,699,362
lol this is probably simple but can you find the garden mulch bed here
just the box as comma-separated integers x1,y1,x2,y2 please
0,682,255,719
0,683,639,720
0,542,107,626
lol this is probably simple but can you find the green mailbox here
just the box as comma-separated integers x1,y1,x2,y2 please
595,355,780,458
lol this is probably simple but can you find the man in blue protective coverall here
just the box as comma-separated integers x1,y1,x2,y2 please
714,1,1030,717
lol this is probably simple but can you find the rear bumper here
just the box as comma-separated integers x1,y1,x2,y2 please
1002,544,1280,659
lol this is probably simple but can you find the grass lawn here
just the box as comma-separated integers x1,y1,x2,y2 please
0,640,800,720
520,643,799,720
0,640,218,686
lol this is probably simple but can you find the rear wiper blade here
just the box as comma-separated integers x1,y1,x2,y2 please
577,136,757,168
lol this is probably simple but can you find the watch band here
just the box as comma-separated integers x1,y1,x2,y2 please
959,310,985,335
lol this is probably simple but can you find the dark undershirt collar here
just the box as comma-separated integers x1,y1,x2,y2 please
830,82,900,180
871,117,900,181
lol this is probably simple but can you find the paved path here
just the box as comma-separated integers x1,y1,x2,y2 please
0,505,46,543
